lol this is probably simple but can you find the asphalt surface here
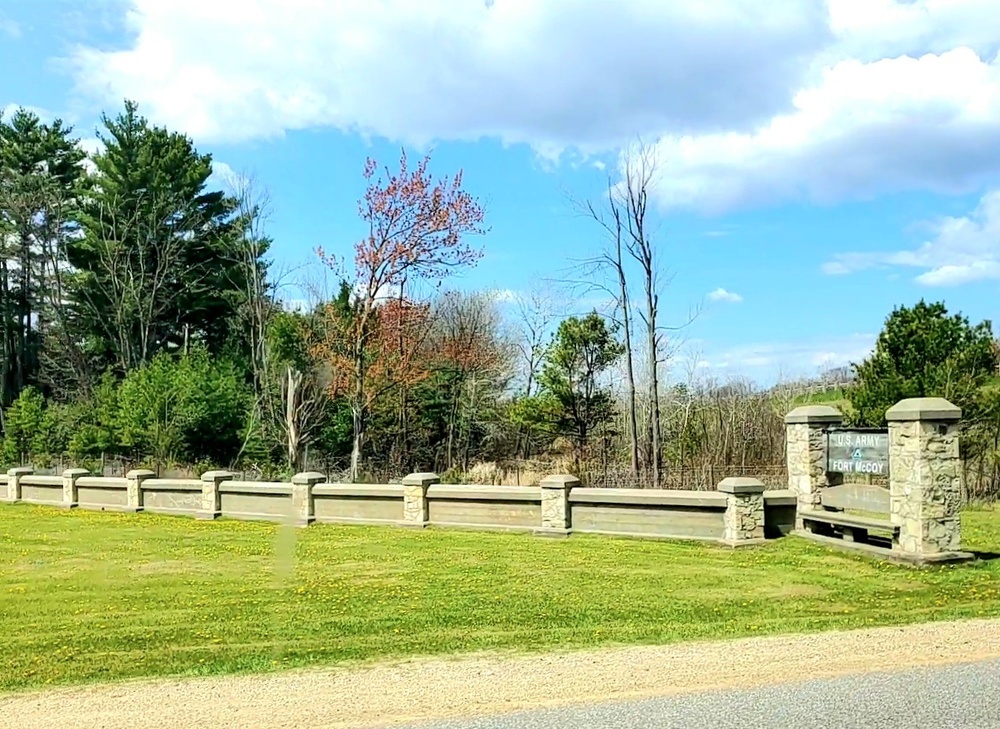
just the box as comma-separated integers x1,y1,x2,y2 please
404,658,1000,729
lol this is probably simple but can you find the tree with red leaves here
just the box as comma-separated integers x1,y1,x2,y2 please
316,150,486,481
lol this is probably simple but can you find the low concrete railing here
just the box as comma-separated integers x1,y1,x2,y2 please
0,467,796,546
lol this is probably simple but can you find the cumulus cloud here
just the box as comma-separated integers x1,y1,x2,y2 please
642,47,1000,212
65,0,1000,213
823,188,1000,285
67,0,827,152
707,288,743,303
826,0,1000,60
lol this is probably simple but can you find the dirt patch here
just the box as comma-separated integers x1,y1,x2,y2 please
3,618,1000,729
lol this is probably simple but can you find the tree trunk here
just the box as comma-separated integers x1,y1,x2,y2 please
646,287,661,486
350,407,365,483
0,259,11,407
285,366,301,470
349,325,367,482
615,243,639,480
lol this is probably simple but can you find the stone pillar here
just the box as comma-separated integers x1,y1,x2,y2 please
61,468,90,509
785,405,843,526
719,477,766,545
3,467,33,503
887,397,963,557
291,471,325,527
537,474,579,537
401,472,438,527
199,470,233,520
125,469,155,512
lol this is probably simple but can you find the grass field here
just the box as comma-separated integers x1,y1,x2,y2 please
3,504,1000,693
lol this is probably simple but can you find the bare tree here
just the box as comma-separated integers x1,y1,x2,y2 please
513,283,562,398
224,171,330,472
432,290,515,470
615,144,665,484
568,181,641,479
281,365,326,470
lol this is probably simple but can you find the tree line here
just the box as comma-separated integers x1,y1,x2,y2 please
0,101,645,481
3,101,998,498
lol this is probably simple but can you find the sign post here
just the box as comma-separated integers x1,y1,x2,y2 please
825,428,890,476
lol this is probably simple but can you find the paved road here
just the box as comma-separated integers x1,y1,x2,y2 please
405,659,1000,729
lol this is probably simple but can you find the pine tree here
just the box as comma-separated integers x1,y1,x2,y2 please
0,107,85,404
68,100,258,374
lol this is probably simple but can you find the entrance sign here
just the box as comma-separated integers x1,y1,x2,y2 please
826,428,890,475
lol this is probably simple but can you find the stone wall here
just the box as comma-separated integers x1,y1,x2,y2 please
0,467,795,546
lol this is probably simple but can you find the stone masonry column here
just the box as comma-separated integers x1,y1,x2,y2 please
199,470,233,520
125,469,156,512
785,405,843,528
3,467,33,503
536,474,579,537
401,472,439,527
61,468,90,509
291,471,325,527
719,476,766,545
886,397,963,557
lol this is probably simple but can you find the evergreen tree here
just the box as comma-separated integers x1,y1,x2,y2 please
68,100,259,374
0,107,85,403
537,311,623,464
849,300,997,426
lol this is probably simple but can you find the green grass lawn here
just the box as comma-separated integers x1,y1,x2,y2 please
3,505,1000,693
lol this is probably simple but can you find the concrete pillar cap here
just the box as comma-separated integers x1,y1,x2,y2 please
540,474,581,490
784,405,843,425
885,397,961,422
292,471,327,485
718,476,766,494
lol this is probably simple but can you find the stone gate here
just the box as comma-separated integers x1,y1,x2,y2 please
785,397,972,565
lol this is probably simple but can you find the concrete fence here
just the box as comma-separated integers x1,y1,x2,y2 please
0,467,796,547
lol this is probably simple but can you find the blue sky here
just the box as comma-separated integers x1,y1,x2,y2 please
3,0,999,384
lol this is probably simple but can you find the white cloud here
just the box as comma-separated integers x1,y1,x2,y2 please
281,298,310,313
827,0,1000,60
75,138,107,176
77,137,105,156
1,103,51,121
65,0,1000,213
491,288,520,304
707,287,743,303
823,188,1000,285
699,333,876,378
0,13,19,39
207,160,244,192
642,47,1000,213
67,0,827,153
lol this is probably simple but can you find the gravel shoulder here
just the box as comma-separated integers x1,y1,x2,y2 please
3,618,1000,729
